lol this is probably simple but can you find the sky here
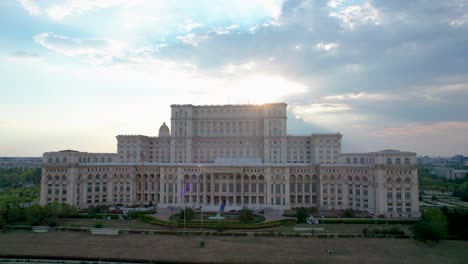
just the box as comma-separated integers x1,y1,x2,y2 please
1,0,468,157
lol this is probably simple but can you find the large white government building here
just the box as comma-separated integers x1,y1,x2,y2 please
40,103,420,217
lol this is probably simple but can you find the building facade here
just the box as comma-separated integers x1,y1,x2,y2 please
40,103,420,217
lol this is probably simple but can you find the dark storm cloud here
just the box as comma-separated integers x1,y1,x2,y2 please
156,0,468,124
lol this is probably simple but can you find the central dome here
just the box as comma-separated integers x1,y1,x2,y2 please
159,122,170,137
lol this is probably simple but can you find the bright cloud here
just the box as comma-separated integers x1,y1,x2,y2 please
33,33,126,64
316,42,339,51
16,0,41,16
329,2,380,29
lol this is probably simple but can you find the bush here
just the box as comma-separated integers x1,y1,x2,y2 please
296,207,308,223
215,223,224,232
6,205,23,223
179,208,195,221
344,209,356,218
282,213,297,218
0,217,6,229
362,228,369,236
239,208,254,222
24,204,43,226
413,220,440,242
94,222,103,228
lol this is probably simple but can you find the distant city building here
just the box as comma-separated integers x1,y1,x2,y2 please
0,157,42,170
41,103,420,217
432,166,468,180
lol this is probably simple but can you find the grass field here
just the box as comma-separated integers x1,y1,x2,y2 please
0,230,466,264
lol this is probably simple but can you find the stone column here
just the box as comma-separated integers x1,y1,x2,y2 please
159,171,165,205
210,173,214,206
284,168,290,208
265,168,272,208
40,167,47,205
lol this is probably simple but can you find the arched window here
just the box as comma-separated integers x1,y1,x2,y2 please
47,175,52,181
360,158,365,164
62,175,67,181
395,158,401,165
48,157,53,163
63,157,67,163
100,157,105,163
79,157,82,163
55,157,60,163
404,158,410,165
386,158,392,165
94,157,98,163
386,178,393,184
404,177,411,184
353,158,358,164
108,157,112,162
346,158,351,164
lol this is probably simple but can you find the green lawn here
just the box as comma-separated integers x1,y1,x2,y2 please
1,230,466,264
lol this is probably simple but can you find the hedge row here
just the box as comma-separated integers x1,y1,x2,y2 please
168,213,266,224
145,216,296,230
75,214,120,220
320,219,417,225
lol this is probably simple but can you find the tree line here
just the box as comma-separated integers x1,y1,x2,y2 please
0,202,77,228
418,168,468,201
413,207,468,242
0,168,41,188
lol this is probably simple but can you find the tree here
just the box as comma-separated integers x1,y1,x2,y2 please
422,208,448,239
413,220,440,242
60,204,78,218
25,204,43,226
296,207,308,223
239,208,254,222
42,202,60,226
180,208,195,221
6,205,22,223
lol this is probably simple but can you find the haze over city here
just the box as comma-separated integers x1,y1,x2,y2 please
1,0,468,157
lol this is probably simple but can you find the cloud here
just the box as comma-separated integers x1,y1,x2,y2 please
329,2,380,29
46,0,128,20
370,122,468,138
8,50,40,59
182,19,204,32
16,0,41,16
176,33,209,47
315,42,339,51
33,33,126,64
212,24,240,35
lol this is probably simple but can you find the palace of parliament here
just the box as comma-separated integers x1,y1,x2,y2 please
40,103,420,217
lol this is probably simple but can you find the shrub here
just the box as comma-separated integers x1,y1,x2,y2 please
344,209,356,218
282,213,297,218
215,223,224,232
94,222,103,228
296,207,308,223
413,220,440,242
362,228,369,236
24,204,43,226
179,208,195,221
239,208,254,222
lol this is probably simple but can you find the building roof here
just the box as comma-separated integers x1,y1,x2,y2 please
159,122,170,132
